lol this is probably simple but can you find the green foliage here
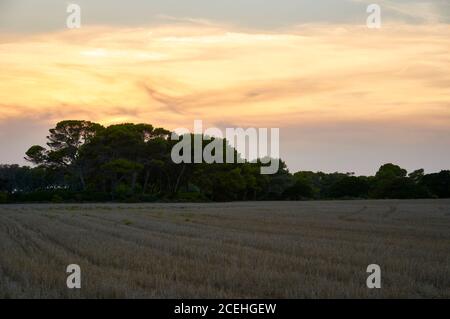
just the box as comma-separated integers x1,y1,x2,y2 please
113,183,134,201
51,195,64,203
409,169,424,184
420,171,450,198
101,159,144,175
0,192,7,203
328,176,370,199
373,177,430,199
375,163,407,180
25,145,47,165
282,179,314,200
1,120,449,202
371,164,431,199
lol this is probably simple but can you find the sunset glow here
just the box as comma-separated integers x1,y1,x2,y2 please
1,24,449,130
1,0,450,174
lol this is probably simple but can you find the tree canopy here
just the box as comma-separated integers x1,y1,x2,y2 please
0,120,448,203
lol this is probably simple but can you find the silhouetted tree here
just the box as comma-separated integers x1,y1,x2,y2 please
0,121,446,203
421,171,450,198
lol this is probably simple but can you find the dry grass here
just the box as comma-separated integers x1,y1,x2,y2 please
0,200,449,298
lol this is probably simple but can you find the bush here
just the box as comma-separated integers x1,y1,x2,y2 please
0,192,8,204
282,179,314,200
373,177,431,199
328,176,370,199
114,184,133,201
421,171,450,198
51,195,64,203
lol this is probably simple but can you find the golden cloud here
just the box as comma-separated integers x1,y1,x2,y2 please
0,23,449,131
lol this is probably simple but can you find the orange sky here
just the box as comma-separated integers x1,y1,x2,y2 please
0,23,449,173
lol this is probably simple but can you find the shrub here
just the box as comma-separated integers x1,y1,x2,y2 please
114,184,133,201
51,195,64,203
282,179,314,200
0,192,8,203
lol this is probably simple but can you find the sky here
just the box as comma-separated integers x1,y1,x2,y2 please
0,0,449,175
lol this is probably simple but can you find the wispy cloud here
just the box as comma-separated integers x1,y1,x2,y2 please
1,23,449,129
351,0,445,23
0,22,449,173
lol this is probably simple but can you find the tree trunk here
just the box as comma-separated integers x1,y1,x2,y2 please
142,170,150,195
79,170,86,191
131,171,138,193
174,164,186,194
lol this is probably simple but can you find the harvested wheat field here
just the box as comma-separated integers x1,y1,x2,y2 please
0,200,449,298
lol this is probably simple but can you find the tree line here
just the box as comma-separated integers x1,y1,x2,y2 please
0,120,449,203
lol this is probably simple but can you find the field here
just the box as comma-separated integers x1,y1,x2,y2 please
0,200,449,298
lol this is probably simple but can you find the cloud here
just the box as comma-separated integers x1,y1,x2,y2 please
351,0,445,23
2,23,449,127
0,23,449,172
